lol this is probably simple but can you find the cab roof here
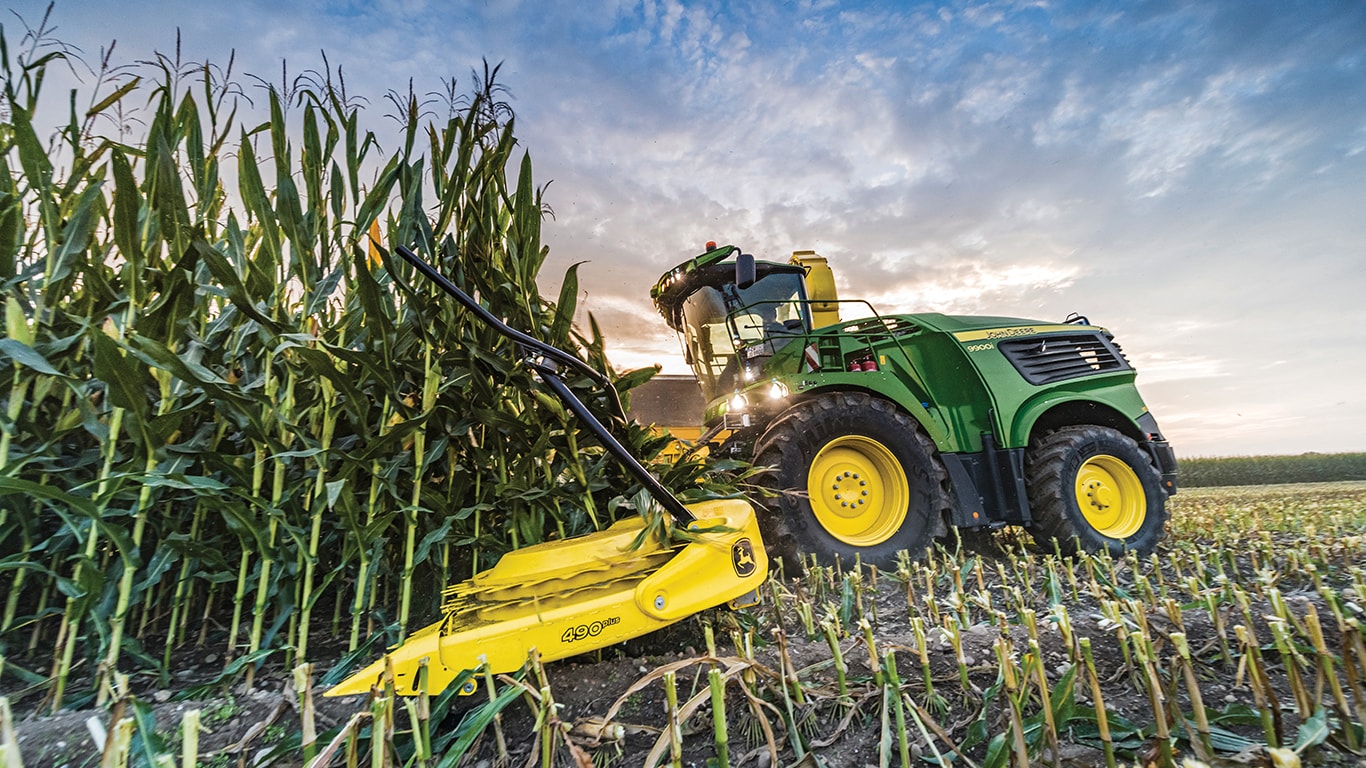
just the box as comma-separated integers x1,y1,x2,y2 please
651,244,805,331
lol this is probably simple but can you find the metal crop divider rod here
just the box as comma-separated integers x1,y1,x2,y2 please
393,245,697,526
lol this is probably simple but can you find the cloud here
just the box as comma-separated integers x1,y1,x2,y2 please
13,0,1366,454
1095,63,1310,197
861,259,1082,316
1130,353,1226,385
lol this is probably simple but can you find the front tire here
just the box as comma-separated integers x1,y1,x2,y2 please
752,392,950,570
1025,425,1167,556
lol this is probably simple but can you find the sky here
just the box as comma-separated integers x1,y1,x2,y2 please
9,0,1366,456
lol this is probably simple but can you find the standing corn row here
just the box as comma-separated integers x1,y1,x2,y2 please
0,21,729,708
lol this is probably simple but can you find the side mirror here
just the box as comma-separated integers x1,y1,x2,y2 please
735,252,756,289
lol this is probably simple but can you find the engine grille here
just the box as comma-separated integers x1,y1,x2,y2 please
998,333,1131,385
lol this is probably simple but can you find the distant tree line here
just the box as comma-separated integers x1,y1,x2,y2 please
1179,453,1366,487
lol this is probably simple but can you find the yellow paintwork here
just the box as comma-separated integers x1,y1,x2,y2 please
326,498,767,697
952,324,1106,343
807,436,908,546
653,425,705,459
791,251,841,329
1074,455,1145,538
647,425,735,460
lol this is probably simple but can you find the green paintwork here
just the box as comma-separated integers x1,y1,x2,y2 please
653,246,1157,454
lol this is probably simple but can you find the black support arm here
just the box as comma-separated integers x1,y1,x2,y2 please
393,245,695,525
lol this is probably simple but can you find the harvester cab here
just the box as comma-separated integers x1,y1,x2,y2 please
327,246,768,698
651,243,1178,571
658,245,815,413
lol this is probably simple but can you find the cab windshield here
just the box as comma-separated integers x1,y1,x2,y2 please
679,271,810,403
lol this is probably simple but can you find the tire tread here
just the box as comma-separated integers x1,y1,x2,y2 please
1025,425,1167,556
751,391,950,569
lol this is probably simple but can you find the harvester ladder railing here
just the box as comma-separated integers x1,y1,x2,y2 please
731,297,920,373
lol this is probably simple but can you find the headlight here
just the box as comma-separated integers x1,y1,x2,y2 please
768,380,789,399
729,392,749,412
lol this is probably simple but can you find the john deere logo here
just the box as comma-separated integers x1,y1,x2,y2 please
731,538,757,577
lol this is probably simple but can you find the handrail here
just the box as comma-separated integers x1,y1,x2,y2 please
727,297,921,374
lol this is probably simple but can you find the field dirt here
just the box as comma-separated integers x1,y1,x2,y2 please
9,568,1113,768
7,484,1366,767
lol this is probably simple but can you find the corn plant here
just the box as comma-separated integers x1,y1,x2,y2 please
0,15,738,712
6,13,1366,768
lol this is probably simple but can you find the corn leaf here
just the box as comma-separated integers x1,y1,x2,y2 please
0,338,60,376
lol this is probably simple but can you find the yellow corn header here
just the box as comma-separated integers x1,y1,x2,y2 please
327,246,768,697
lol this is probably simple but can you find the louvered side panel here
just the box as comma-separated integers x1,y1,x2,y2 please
999,334,1131,385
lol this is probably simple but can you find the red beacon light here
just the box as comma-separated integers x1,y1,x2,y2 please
705,241,717,251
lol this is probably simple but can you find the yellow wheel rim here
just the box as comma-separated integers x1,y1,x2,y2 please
808,436,908,547
1074,455,1146,539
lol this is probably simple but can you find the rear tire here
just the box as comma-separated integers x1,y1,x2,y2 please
752,392,950,570
1025,425,1167,556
